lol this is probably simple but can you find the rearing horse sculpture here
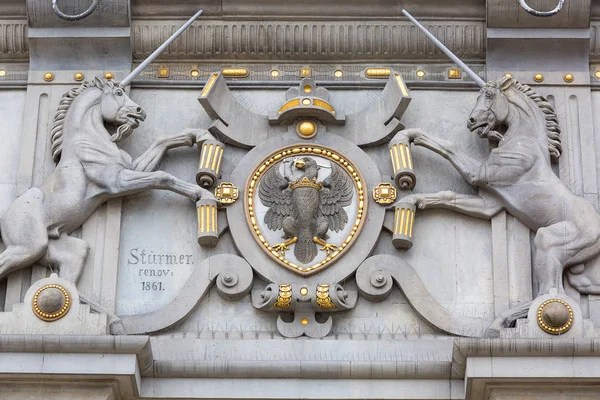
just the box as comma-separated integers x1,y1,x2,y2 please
0,77,213,283
400,75,600,332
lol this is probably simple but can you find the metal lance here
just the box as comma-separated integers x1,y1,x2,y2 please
120,9,203,86
402,9,485,88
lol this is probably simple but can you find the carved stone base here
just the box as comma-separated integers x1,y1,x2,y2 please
0,274,108,335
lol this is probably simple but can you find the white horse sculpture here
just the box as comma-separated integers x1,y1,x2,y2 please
0,77,213,284
400,75,600,330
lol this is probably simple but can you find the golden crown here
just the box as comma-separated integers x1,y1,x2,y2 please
289,176,322,191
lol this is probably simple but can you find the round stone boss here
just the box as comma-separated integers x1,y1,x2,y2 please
227,131,385,285
32,284,71,322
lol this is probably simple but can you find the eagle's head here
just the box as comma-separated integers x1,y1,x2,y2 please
294,157,318,180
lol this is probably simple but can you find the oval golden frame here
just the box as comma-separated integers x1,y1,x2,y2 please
32,284,71,322
245,145,367,275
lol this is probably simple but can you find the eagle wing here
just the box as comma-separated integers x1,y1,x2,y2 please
318,163,354,232
258,163,293,231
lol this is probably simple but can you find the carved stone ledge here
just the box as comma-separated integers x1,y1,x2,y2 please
0,20,28,61
131,20,486,62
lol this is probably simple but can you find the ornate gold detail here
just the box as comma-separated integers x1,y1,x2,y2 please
215,182,238,204
564,73,574,83
104,72,114,80
313,99,335,114
448,68,462,79
537,298,573,334
534,73,544,82
416,70,425,78
222,68,249,78
300,318,309,325
74,72,84,81
44,72,54,82
197,203,218,234
200,73,218,98
278,99,301,114
300,287,308,296
158,65,170,78
300,67,312,78
395,73,409,97
365,68,391,78
394,206,415,237
274,284,293,309
290,177,322,191
373,183,397,205
316,284,336,310
32,284,71,322
334,70,343,78
246,145,367,274
270,69,280,78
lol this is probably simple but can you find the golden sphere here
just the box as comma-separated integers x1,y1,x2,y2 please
504,73,513,78
74,72,84,81
302,98,311,106
334,69,343,78
0,69,6,77
190,69,200,77
564,73,574,83
534,73,544,82
297,120,316,137
595,71,600,79
43,72,54,82
416,70,425,78
104,72,114,80
300,287,308,296
270,69,280,78
300,318,309,326
303,85,312,93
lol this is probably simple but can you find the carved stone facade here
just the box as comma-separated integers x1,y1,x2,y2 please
2,0,600,399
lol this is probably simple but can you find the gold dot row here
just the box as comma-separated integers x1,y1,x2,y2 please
247,146,366,273
537,299,573,334
504,72,575,83
32,284,72,322
41,72,115,82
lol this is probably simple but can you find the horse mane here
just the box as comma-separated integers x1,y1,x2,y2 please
492,79,562,162
51,79,115,163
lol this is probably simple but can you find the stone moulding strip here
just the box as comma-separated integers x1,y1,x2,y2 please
0,334,153,376
132,20,486,62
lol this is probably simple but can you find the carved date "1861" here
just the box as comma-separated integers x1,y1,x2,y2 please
141,281,165,291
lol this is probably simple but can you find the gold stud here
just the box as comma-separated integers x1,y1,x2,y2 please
190,69,200,77
303,85,312,93
334,70,343,78
44,72,54,82
297,120,317,138
0,69,6,77
416,70,425,78
564,73,574,83
595,71,600,79
74,72,84,81
448,68,462,79
300,318,309,326
104,72,114,80
534,73,544,82
300,287,308,296
270,69,280,78
504,73,513,78
158,65,170,78
302,98,311,106
300,67,312,77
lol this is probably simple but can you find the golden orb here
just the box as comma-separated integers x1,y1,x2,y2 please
303,85,312,93
104,72,114,80
43,72,54,82
334,69,343,78
416,70,425,78
270,69,280,78
0,69,6,77
300,287,308,296
190,69,200,77
297,120,317,138
300,318,309,326
534,73,544,82
595,71,600,79
74,72,84,81
302,98,311,106
564,73,574,83
504,73,513,78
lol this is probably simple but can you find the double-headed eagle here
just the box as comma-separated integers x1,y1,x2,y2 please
258,157,354,264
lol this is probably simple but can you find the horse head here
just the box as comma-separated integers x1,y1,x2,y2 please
93,77,146,143
467,75,512,143
466,75,562,162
